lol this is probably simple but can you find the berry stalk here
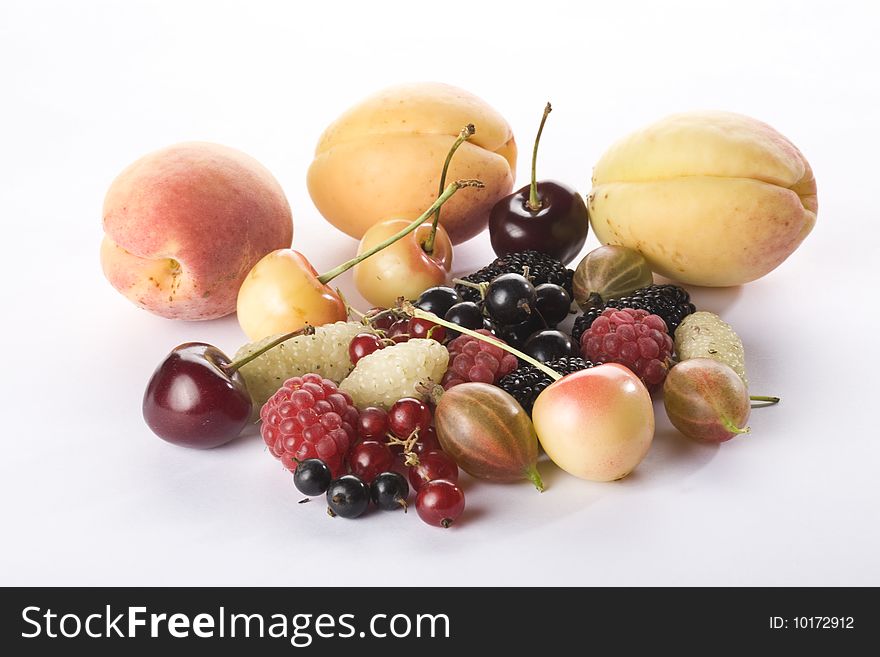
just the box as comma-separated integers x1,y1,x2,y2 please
317,179,484,285
528,102,552,212
423,124,476,254
749,395,781,406
408,306,562,381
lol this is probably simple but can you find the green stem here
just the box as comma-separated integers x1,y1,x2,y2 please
316,179,484,285
720,415,751,435
749,395,780,404
526,465,545,492
424,124,475,254
451,277,489,300
409,306,561,381
527,102,552,212
226,325,315,372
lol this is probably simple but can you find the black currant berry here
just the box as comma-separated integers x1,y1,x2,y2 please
498,313,545,349
416,286,462,318
444,301,484,331
523,329,575,363
294,458,332,497
534,283,571,326
370,472,410,511
326,475,370,519
485,274,537,325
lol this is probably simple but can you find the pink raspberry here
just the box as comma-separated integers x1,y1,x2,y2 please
260,373,359,477
580,307,673,389
442,329,519,389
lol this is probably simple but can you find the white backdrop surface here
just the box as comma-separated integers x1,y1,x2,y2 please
1,0,878,586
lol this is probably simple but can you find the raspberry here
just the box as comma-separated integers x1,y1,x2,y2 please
339,339,449,410
236,322,376,409
441,330,519,389
580,307,673,389
571,284,695,345
260,373,359,478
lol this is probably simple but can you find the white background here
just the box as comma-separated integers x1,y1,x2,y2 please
2,0,878,586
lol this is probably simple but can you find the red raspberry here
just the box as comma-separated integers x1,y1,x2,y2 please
579,307,673,389
441,329,519,389
260,373,359,477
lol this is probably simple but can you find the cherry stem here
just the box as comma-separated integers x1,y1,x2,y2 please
407,305,562,381
528,102,552,212
749,395,780,405
226,325,315,373
424,124,475,255
317,179,484,285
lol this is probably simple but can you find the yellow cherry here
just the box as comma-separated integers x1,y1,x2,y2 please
237,180,481,341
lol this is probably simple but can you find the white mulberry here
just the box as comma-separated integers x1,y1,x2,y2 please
674,312,747,385
235,321,374,407
340,339,449,410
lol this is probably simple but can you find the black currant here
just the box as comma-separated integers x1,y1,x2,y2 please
444,301,484,332
482,317,500,336
498,313,545,349
293,458,332,497
523,329,575,363
370,472,410,511
534,283,571,326
485,274,536,325
326,475,370,519
416,286,462,318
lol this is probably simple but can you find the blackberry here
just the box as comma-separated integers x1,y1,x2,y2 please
498,356,596,415
455,251,573,303
571,284,696,345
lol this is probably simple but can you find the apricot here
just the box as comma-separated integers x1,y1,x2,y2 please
589,111,817,286
307,82,516,244
101,142,293,320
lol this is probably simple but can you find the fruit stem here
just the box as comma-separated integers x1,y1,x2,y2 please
225,325,315,373
721,416,751,435
424,124,475,255
527,466,545,492
585,292,604,309
749,395,780,405
527,102,552,212
408,305,562,381
317,179,484,285
451,277,489,300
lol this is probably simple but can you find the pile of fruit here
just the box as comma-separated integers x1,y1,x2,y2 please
110,83,813,528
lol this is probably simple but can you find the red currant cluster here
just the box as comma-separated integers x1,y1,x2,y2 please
349,307,447,365
291,395,465,528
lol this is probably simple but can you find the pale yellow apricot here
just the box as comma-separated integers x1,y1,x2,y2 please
589,111,817,287
307,83,516,245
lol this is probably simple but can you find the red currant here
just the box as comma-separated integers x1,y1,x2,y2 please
416,480,465,528
408,450,458,491
349,333,382,365
348,441,395,484
357,407,389,441
406,317,447,342
388,398,432,439
365,307,395,331
388,319,410,343
413,426,441,455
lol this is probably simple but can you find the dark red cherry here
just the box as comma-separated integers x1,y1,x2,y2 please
143,327,310,449
143,343,252,449
488,103,588,265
